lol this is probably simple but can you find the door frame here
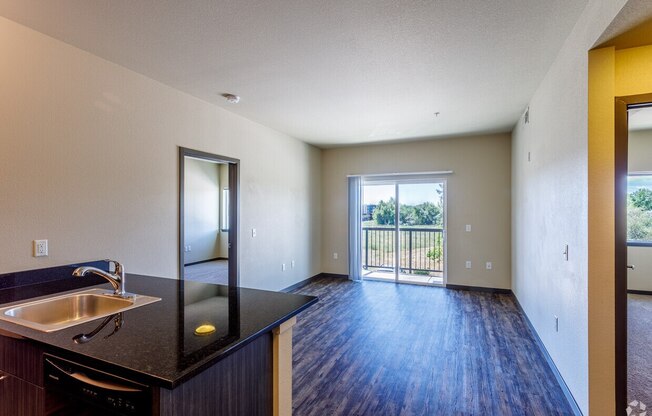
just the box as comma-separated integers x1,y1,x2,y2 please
614,93,652,411
178,147,240,287
360,175,448,286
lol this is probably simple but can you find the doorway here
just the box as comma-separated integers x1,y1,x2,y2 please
616,102,652,409
179,147,239,286
360,177,446,286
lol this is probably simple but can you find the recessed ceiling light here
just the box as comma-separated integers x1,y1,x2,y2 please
222,93,240,104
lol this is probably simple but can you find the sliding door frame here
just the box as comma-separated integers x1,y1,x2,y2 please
361,175,448,286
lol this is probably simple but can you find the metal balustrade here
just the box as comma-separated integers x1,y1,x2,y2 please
362,227,444,274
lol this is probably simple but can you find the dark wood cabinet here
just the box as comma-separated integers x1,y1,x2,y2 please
0,335,45,416
0,331,274,416
158,332,273,416
0,334,44,386
0,370,44,416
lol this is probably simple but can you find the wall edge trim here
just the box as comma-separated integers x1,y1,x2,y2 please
280,273,348,293
446,284,512,294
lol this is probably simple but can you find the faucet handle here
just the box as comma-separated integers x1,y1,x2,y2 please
104,259,125,279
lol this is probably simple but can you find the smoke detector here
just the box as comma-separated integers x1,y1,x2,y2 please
222,93,240,104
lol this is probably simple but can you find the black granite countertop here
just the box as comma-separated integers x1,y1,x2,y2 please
0,269,317,389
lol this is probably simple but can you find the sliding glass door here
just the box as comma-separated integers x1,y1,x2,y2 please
361,177,446,286
397,182,445,285
361,183,398,281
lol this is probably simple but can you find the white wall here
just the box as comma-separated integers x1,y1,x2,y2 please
0,16,321,291
321,134,511,289
628,129,652,292
183,157,221,265
511,0,627,413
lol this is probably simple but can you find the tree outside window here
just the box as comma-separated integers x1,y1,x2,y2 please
627,175,652,243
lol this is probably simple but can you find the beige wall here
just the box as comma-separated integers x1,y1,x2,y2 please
512,1,628,414
183,157,221,264
218,163,230,259
628,130,652,291
629,129,652,172
628,246,652,291
0,16,321,291
321,134,511,289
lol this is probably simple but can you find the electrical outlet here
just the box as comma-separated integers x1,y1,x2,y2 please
252,228,257,238
187,245,191,252
465,261,472,269
333,252,338,260
291,260,295,269
282,263,286,271
554,316,559,332
465,224,472,232
33,239,48,257
486,262,492,270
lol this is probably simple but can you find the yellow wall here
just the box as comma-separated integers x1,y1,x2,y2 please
588,43,652,415
616,46,652,95
587,46,616,416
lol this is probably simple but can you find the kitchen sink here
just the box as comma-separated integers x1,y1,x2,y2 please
0,288,161,332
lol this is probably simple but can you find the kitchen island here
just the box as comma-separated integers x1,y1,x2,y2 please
0,262,317,415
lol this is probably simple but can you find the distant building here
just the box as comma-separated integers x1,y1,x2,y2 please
362,204,376,221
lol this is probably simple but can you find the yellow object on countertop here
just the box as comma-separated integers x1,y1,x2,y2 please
194,324,216,336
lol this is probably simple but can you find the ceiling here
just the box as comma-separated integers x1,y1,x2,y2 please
0,0,590,147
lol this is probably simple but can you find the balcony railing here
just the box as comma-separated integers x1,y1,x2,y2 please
362,227,444,274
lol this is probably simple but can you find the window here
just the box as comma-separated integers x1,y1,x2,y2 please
221,188,229,232
627,173,652,245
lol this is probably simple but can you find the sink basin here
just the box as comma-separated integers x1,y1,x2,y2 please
0,289,161,332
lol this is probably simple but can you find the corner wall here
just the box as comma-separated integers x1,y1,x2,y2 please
511,1,628,414
0,16,321,291
321,134,512,289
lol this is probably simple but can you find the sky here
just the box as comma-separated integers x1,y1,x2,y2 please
363,183,443,205
628,175,652,194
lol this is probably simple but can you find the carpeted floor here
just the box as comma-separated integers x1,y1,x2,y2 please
628,294,652,406
184,259,228,284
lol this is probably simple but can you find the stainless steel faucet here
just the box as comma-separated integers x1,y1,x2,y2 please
73,260,127,297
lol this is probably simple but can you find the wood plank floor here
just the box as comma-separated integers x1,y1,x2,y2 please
184,259,228,284
291,277,573,416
